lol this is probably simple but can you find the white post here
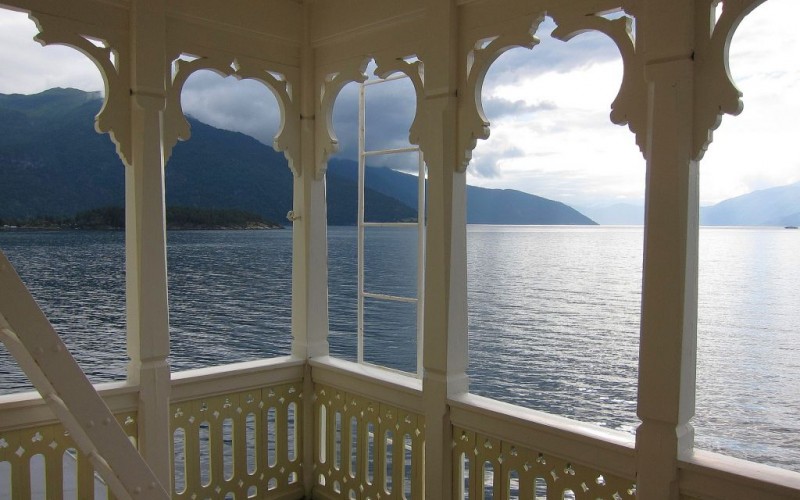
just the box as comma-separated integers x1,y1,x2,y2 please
636,1,698,497
293,162,329,496
421,1,469,497
125,0,171,489
295,2,329,495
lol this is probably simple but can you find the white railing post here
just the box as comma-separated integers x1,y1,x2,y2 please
125,0,172,489
420,1,469,498
636,1,699,497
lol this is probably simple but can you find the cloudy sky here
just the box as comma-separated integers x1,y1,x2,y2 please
1,2,798,208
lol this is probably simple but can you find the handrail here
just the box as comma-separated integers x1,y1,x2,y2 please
171,356,305,402
449,392,636,480
0,357,307,430
309,356,423,413
679,450,800,499
0,381,137,431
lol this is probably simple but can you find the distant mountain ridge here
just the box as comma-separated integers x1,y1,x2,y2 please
578,183,800,226
700,182,800,226
327,159,595,225
0,88,595,225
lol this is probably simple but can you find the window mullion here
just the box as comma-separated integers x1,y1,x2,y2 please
357,81,367,365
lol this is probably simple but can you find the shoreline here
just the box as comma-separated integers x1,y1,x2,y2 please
1,224,284,231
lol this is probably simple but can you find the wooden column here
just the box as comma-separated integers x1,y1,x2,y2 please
125,0,171,489
295,2,329,495
636,1,699,497
421,0,469,497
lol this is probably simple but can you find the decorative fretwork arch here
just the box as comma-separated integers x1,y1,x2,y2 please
165,53,302,175
693,0,768,160
455,0,770,170
314,54,423,179
28,11,133,166
549,8,645,154
457,16,544,172
373,56,425,150
314,58,370,179
456,7,641,171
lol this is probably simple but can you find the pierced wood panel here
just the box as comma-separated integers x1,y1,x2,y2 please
0,411,137,500
313,383,424,499
452,426,636,500
170,382,303,499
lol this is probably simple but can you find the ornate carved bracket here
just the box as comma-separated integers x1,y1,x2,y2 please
164,55,234,163
374,56,425,149
457,18,543,172
165,54,302,175
29,13,133,166
550,10,646,155
692,0,767,161
314,59,369,179
238,64,302,177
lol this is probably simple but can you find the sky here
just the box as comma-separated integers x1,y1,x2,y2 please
0,2,798,208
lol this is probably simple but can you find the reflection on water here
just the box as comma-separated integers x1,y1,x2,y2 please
166,230,293,370
0,226,798,472
467,226,642,433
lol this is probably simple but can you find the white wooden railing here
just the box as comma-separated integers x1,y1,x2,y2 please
310,357,425,500
0,357,305,500
0,381,139,500
169,357,305,499
3,356,800,499
450,394,636,500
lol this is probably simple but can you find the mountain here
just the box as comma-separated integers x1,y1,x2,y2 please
327,159,595,225
700,182,800,226
1,88,594,225
0,88,124,218
0,88,413,225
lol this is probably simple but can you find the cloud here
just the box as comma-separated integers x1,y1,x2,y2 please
0,9,103,94
470,146,526,178
467,45,645,206
181,71,281,146
698,0,800,204
331,75,418,170
1,3,798,207
482,96,556,120
482,17,623,85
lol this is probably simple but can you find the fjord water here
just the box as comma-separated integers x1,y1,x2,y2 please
0,226,798,472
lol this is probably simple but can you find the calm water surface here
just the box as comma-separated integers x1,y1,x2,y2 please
0,226,798,472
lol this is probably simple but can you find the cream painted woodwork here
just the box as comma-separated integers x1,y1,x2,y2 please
0,0,798,499
0,251,169,499
313,383,425,499
169,382,304,499
452,425,636,499
0,411,138,499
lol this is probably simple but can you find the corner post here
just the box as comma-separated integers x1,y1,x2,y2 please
420,1,469,498
294,1,330,495
636,1,699,497
125,0,171,489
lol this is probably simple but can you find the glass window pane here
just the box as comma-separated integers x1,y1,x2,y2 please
364,226,418,299
363,297,417,373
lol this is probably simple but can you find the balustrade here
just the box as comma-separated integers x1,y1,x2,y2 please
0,359,305,500
452,426,635,499
170,382,303,499
2,358,800,499
313,381,425,500
0,409,137,499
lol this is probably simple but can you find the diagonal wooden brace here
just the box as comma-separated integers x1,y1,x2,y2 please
0,250,169,500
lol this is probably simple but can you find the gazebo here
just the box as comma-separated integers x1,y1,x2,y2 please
1,0,799,498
